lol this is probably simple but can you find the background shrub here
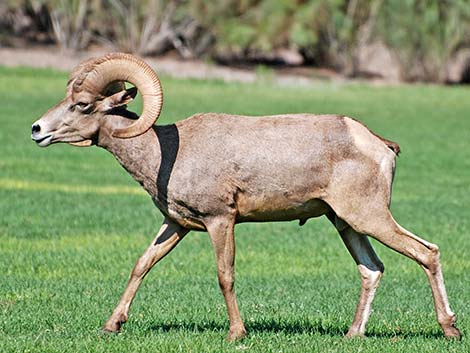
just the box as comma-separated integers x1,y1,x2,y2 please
1,0,469,82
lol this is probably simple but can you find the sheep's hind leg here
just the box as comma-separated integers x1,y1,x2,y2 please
102,218,189,333
207,216,246,341
332,206,460,339
329,214,384,337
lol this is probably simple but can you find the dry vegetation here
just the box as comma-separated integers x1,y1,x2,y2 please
1,1,470,82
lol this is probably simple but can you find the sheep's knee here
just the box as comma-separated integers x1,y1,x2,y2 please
427,244,440,272
420,244,441,274
218,271,234,293
131,257,150,279
358,264,383,290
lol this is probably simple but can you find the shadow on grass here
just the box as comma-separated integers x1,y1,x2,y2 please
149,318,344,336
149,318,444,339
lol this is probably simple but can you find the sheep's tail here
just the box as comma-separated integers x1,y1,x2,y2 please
348,116,401,156
376,134,401,155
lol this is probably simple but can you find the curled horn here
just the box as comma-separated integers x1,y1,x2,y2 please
73,53,163,138
67,57,99,95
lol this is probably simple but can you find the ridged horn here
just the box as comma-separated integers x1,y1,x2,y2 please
67,56,126,95
67,56,100,95
73,53,163,139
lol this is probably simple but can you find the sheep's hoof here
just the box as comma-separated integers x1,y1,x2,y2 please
226,326,247,341
102,312,128,333
344,329,365,339
443,325,461,340
101,324,121,334
102,319,123,334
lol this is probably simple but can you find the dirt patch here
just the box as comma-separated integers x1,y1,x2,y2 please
0,46,350,86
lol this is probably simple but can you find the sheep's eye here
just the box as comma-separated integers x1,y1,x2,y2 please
75,102,93,113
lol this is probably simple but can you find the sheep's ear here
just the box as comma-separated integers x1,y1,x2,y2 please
99,87,138,112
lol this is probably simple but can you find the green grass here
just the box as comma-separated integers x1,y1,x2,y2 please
0,66,469,352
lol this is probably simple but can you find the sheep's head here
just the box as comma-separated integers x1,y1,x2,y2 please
31,53,163,147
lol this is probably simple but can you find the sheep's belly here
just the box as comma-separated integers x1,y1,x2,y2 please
235,196,329,223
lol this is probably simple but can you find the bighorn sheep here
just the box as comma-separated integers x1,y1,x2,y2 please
31,53,460,340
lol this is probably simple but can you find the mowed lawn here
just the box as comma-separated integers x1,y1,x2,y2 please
0,66,469,352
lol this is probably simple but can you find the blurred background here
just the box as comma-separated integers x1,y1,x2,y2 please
1,0,470,84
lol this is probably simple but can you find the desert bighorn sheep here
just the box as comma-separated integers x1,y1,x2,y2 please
31,53,460,340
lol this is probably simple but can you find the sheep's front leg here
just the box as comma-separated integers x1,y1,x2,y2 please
103,218,189,332
207,217,246,341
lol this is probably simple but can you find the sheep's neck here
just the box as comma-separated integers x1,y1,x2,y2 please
97,121,167,200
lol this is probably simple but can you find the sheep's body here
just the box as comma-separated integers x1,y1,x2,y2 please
102,113,394,231
31,53,460,341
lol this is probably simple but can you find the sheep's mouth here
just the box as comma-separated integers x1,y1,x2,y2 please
32,134,53,147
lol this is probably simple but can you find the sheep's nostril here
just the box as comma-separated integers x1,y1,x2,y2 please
32,124,41,134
